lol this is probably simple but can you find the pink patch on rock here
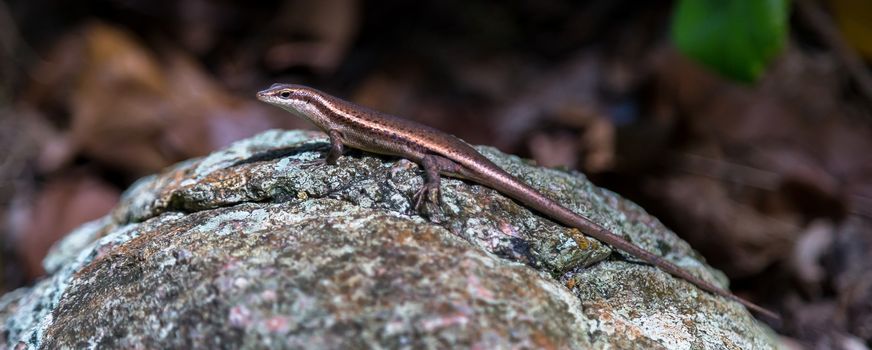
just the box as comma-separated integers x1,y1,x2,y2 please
228,305,252,328
265,315,290,333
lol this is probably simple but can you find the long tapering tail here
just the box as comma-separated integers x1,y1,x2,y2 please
484,168,781,321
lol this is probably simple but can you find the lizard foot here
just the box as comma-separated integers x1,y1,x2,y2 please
299,158,329,169
413,180,443,214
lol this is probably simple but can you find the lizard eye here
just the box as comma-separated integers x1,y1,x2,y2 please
279,90,292,98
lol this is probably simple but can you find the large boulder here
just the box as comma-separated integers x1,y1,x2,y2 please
0,130,778,349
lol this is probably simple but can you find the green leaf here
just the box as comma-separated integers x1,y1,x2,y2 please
671,0,790,83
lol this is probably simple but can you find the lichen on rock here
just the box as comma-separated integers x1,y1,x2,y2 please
1,129,778,349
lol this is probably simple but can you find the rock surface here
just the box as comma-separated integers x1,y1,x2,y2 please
0,130,778,349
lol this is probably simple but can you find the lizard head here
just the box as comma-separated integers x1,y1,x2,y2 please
256,83,312,107
257,83,328,127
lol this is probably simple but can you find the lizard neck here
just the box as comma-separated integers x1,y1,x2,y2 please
283,90,351,132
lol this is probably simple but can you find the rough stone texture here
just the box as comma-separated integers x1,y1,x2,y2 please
0,130,778,349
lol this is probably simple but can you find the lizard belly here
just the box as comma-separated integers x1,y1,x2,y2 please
341,128,427,162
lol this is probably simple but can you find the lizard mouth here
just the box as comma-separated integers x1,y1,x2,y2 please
255,89,271,102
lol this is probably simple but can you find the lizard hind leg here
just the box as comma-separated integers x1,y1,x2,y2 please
412,154,465,212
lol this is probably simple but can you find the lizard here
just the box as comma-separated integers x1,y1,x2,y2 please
256,83,778,320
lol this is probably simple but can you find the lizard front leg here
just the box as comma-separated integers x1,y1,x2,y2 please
324,130,345,165
302,130,345,168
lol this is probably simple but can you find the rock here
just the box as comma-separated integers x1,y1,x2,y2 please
0,130,778,349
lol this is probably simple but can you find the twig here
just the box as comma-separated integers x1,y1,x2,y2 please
673,153,782,191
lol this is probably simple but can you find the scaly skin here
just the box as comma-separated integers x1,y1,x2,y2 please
256,83,778,320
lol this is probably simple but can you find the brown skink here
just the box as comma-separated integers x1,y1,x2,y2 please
256,83,778,320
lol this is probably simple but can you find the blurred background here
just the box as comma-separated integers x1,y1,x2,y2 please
1,0,871,347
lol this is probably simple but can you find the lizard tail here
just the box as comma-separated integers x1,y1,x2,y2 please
484,170,781,321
